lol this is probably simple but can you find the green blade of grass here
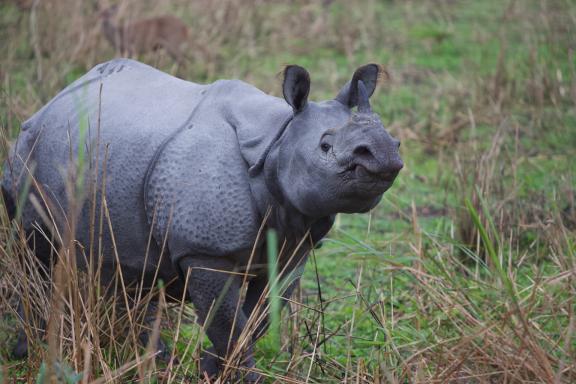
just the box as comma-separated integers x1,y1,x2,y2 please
266,229,280,349
464,197,518,309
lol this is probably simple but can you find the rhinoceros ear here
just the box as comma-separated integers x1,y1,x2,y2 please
335,64,383,108
282,65,310,113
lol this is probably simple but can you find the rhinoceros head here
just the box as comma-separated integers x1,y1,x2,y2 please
269,64,403,218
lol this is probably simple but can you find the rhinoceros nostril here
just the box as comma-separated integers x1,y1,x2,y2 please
353,145,373,158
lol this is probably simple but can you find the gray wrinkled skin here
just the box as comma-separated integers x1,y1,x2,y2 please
2,59,402,380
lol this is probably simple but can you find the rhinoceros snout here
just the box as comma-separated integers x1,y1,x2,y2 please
348,139,403,181
353,157,402,183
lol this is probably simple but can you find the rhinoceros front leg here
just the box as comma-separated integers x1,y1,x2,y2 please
179,256,259,381
243,276,300,342
137,302,175,364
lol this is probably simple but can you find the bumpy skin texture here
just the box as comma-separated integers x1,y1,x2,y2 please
3,59,402,379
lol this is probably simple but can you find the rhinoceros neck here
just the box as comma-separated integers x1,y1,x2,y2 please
256,142,333,250
242,133,307,235
216,80,334,248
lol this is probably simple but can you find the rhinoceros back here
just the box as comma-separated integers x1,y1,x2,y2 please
2,59,208,285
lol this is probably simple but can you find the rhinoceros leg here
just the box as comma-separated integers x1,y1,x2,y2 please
12,228,54,360
179,256,259,382
242,276,300,342
137,302,175,364
3,189,28,359
2,187,51,359
12,300,38,359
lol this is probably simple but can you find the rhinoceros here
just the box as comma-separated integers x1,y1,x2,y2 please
2,59,402,379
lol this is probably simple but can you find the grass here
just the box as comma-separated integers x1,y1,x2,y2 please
1,0,575,382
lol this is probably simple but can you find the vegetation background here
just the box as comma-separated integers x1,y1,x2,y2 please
0,0,575,382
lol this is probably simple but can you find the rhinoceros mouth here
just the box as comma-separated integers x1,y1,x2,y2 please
341,164,396,197
352,164,399,183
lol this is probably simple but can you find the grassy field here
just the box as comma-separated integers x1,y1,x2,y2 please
1,0,575,382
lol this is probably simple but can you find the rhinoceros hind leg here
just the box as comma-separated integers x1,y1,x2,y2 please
12,298,46,360
1,186,16,220
11,225,56,360
12,307,30,360
12,334,29,359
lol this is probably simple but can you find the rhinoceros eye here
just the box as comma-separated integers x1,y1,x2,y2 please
321,143,332,153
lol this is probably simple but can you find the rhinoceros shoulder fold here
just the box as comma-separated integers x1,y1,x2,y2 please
142,79,293,265
209,79,292,173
